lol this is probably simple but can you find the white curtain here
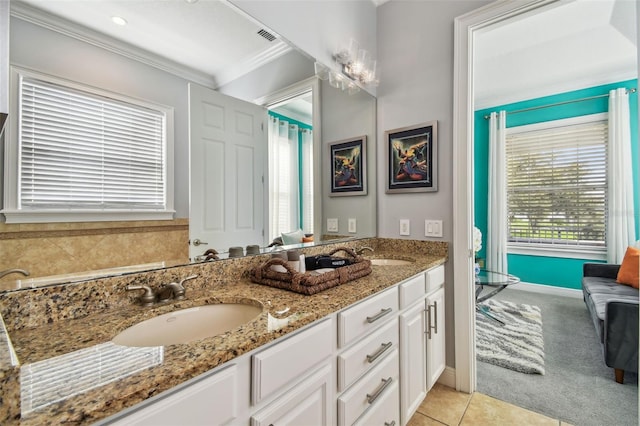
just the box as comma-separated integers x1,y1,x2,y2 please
300,128,314,235
487,111,508,274
268,116,300,241
607,88,636,263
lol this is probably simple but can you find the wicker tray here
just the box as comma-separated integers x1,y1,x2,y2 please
250,247,372,295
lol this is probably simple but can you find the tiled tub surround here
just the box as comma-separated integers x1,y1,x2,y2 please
0,238,447,425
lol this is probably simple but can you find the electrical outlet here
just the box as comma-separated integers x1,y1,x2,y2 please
400,219,410,236
327,218,339,232
348,218,357,233
424,219,443,237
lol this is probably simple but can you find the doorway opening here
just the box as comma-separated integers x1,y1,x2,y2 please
266,91,314,243
259,77,320,246
454,0,638,423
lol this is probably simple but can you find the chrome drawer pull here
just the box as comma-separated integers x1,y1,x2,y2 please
366,342,392,363
432,300,438,335
384,422,396,426
366,307,392,323
425,306,432,339
366,377,393,404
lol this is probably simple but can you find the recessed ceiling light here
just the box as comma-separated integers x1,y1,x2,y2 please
111,16,127,26
185,0,199,3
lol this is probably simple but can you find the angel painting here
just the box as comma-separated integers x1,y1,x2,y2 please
386,122,437,193
334,146,360,187
330,137,367,196
392,137,429,182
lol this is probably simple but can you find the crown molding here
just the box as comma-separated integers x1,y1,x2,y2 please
214,40,292,88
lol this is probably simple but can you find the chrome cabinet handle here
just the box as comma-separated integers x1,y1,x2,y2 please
384,422,396,426
426,301,438,339
432,300,438,335
366,342,393,363
192,239,208,246
425,306,432,339
366,377,393,404
366,307,392,323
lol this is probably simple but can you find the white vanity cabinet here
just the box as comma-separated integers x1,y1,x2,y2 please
425,266,446,391
99,263,446,426
335,286,400,425
400,300,427,423
399,265,446,425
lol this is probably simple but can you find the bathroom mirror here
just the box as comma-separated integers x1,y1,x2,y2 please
1,0,377,289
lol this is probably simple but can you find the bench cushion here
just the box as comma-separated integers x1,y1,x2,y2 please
582,277,639,298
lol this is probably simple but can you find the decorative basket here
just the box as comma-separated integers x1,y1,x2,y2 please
250,247,372,295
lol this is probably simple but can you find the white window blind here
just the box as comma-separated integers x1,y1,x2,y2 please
19,76,166,211
506,118,608,249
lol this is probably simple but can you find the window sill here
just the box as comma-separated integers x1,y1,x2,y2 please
507,244,606,261
1,210,176,224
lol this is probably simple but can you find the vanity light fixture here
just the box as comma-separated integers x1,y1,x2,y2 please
111,16,128,26
334,39,379,87
314,61,361,95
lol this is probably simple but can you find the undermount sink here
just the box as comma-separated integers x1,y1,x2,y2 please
112,303,263,347
369,258,413,266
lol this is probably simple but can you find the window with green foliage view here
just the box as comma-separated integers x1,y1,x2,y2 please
506,116,607,250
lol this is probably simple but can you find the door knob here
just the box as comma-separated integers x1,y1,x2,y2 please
192,239,208,246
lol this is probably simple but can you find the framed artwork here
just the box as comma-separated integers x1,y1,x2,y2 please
385,121,438,193
330,136,367,196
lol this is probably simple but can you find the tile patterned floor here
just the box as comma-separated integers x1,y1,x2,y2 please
409,384,574,426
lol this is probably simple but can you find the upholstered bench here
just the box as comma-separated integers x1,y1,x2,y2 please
582,263,639,383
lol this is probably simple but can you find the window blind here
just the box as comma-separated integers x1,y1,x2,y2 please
506,120,608,248
19,77,166,210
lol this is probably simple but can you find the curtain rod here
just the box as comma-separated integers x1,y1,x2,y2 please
483,87,637,120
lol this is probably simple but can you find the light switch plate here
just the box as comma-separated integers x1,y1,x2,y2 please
424,219,443,237
400,219,410,236
348,218,357,233
327,218,338,232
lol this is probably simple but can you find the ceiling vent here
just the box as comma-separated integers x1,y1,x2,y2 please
257,29,277,42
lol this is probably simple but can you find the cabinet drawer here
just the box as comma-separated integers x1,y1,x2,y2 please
337,349,399,426
337,319,398,392
250,364,332,426
399,273,426,309
426,265,445,293
252,318,333,404
353,380,399,426
338,286,398,348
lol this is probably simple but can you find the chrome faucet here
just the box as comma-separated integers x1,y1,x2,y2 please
356,246,374,255
0,269,30,279
127,275,199,306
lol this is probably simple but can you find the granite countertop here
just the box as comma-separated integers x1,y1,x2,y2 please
0,238,447,425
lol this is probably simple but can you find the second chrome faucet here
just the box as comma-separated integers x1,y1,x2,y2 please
126,275,198,306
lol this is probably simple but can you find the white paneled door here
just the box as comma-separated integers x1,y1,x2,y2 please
189,83,267,260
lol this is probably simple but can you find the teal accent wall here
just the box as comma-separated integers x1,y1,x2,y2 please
474,80,639,290
268,111,313,229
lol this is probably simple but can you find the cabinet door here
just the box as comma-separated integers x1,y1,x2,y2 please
250,364,333,426
399,301,427,425
353,381,400,426
107,364,241,425
252,318,333,404
426,287,445,390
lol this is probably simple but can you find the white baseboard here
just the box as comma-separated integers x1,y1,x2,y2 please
436,366,456,388
509,281,583,299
